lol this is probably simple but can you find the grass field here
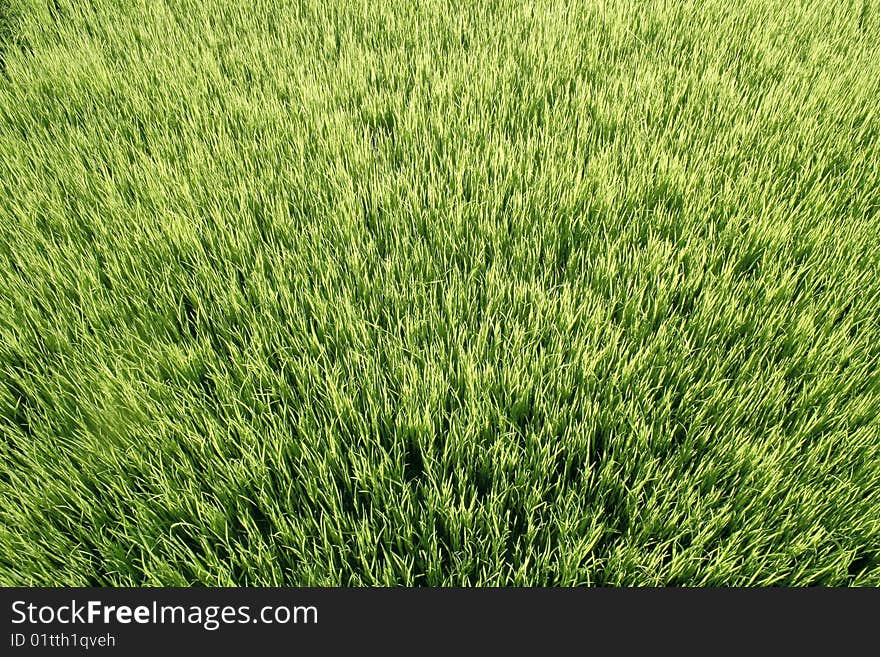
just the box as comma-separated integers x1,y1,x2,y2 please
1,0,879,586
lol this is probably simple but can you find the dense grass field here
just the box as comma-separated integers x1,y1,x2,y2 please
1,0,878,586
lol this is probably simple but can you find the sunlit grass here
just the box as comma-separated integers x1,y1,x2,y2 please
1,0,878,585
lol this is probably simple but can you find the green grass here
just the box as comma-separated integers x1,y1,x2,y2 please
1,0,879,586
